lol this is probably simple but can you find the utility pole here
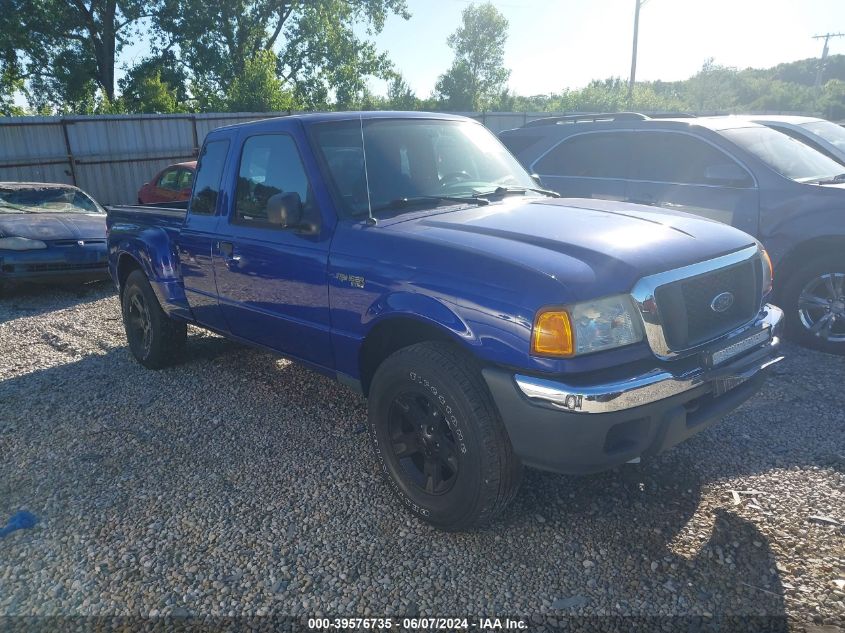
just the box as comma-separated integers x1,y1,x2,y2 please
628,0,646,106
813,32,844,95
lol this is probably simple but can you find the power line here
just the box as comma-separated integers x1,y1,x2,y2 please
812,32,845,94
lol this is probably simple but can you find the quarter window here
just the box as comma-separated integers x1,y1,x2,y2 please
190,140,230,215
535,132,631,179
630,133,753,187
235,134,311,226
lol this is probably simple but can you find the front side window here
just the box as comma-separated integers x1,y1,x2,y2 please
158,169,180,190
235,134,310,226
534,133,630,179
190,140,229,215
312,118,538,218
630,132,753,187
721,125,845,183
177,169,194,190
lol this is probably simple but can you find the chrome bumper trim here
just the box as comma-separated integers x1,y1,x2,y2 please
515,304,783,414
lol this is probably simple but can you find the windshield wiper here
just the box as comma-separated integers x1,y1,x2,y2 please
474,185,561,199
811,173,845,185
369,195,490,215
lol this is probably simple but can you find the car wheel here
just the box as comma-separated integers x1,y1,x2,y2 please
367,341,522,530
121,270,187,368
781,253,845,355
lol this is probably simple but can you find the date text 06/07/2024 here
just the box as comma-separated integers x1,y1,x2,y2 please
306,617,528,630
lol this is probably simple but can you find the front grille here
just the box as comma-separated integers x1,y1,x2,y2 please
655,259,760,350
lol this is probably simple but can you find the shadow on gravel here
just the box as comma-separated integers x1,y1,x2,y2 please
0,280,114,323
3,333,841,624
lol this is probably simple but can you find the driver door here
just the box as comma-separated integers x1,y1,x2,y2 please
212,132,333,367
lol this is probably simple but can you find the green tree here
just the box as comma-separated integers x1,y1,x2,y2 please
0,0,156,112
119,51,188,113
434,2,510,111
153,0,408,110
385,73,419,110
224,50,295,112
819,79,845,120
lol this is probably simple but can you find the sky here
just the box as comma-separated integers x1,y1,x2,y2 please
368,0,845,97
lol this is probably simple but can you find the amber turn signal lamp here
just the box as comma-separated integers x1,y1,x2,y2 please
531,309,574,357
761,248,774,295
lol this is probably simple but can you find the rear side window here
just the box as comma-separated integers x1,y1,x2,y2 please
235,134,310,226
534,132,630,179
190,140,230,215
630,132,753,187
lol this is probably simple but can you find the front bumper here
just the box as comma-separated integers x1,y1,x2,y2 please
483,304,784,474
0,244,109,287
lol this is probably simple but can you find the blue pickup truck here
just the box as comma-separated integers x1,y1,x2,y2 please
107,112,784,530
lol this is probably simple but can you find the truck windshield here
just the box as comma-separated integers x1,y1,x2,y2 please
800,119,845,151
312,118,540,218
0,187,104,214
721,126,845,183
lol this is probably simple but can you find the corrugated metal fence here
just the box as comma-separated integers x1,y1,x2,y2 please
0,111,558,205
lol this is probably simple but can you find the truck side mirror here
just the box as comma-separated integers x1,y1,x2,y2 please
266,192,303,228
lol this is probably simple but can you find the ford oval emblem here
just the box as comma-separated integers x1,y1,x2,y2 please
710,291,735,313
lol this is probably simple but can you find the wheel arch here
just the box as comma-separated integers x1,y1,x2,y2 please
774,234,845,301
358,310,474,397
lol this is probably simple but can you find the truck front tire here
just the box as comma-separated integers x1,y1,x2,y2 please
121,270,187,369
367,342,522,530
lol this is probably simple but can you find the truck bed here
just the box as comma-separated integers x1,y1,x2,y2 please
107,203,187,234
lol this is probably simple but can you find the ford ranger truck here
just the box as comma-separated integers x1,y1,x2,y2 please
107,112,784,530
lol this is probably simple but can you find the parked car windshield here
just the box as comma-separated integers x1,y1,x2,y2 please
800,119,845,151
721,126,845,183
0,187,105,214
313,118,540,218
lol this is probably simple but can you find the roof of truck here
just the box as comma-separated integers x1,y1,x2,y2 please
211,110,473,132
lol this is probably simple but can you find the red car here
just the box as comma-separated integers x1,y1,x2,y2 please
137,161,196,204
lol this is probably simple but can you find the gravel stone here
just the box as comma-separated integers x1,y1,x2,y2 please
0,282,843,628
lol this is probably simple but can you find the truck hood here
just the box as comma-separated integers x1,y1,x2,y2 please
387,197,757,299
0,212,107,241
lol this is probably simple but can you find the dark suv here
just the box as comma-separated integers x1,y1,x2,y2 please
501,113,845,354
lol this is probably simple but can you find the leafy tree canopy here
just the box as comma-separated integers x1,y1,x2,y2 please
435,2,510,111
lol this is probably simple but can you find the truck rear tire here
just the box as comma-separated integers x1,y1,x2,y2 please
367,342,522,530
781,253,845,355
121,270,187,369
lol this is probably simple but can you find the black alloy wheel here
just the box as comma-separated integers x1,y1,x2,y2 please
388,391,460,495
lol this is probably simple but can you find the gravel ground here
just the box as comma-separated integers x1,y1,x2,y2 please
0,282,843,631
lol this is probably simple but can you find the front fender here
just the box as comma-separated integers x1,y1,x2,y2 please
363,291,474,342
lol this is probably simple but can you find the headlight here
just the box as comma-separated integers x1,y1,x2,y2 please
759,245,773,296
0,237,48,250
531,294,644,357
